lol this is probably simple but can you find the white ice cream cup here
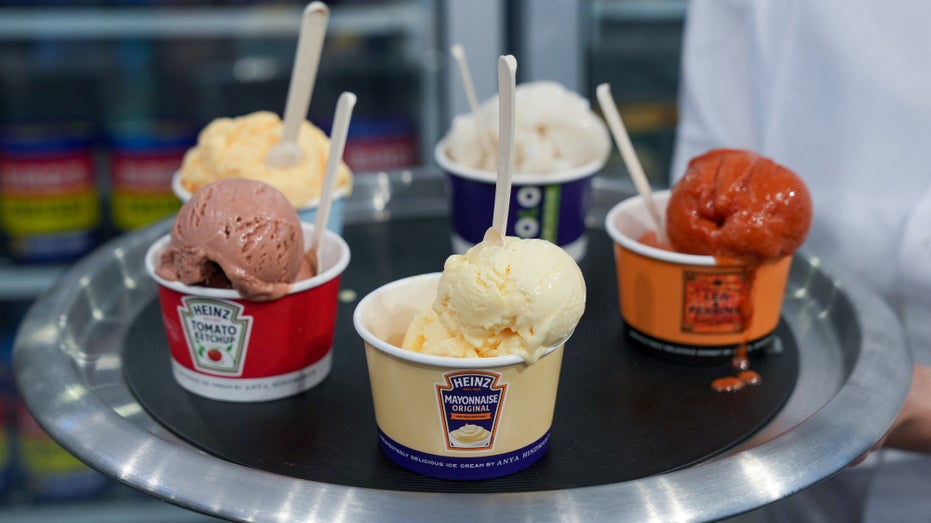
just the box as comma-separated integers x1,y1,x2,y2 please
145,222,351,402
353,273,565,480
171,171,347,234
435,140,605,262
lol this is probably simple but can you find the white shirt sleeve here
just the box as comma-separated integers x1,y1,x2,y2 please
672,2,931,521
672,0,931,304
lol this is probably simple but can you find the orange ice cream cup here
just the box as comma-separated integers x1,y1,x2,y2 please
145,222,350,402
605,191,792,361
353,273,565,480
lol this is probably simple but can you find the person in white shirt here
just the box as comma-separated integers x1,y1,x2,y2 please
672,1,931,520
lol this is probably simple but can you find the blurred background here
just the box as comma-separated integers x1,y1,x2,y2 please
0,0,683,519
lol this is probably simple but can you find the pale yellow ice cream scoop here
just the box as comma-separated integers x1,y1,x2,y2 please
178,111,352,209
402,235,586,363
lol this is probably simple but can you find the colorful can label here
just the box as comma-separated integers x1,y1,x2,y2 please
16,402,109,501
0,122,99,263
107,121,195,231
340,117,417,173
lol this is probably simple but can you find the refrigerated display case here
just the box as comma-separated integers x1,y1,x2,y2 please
0,1,441,274
0,2,441,520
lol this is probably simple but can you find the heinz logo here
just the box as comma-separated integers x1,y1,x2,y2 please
436,370,507,451
178,297,253,376
189,302,233,320
448,375,494,389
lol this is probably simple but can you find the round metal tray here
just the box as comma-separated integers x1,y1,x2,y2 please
121,220,799,492
13,170,911,522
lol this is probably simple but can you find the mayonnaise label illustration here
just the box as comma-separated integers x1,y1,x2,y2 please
436,370,507,451
178,297,253,376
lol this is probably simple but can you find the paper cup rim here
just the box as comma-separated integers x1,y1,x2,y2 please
171,171,348,211
353,272,562,369
434,139,606,185
605,190,720,267
144,222,350,299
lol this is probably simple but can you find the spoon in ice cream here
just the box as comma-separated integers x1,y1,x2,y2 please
450,44,495,163
266,2,329,168
306,91,356,274
485,54,517,246
596,83,667,245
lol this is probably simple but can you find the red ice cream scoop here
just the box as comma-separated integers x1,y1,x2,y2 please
666,148,813,263
156,178,312,301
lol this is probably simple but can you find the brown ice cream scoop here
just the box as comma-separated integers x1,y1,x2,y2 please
156,178,312,301
666,148,813,263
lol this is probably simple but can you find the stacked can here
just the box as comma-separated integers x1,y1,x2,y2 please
106,120,197,232
0,121,101,264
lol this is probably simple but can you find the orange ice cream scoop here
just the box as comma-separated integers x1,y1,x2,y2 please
666,148,813,263
156,178,312,301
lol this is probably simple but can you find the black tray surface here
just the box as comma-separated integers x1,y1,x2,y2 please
123,216,798,494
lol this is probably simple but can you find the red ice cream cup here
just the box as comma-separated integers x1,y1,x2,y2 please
145,223,350,402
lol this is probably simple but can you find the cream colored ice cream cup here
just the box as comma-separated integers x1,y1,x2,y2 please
353,273,565,480
435,140,604,262
145,222,350,402
605,191,792,362
171,171,347,234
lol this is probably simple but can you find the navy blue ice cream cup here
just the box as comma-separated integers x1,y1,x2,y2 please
435,140,605,261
